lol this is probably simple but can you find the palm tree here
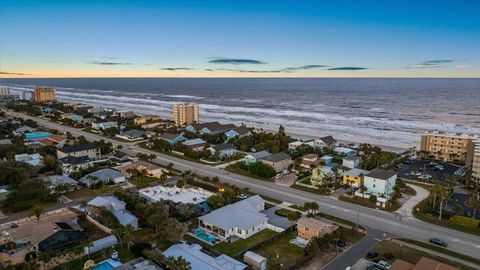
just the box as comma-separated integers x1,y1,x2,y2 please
164,256,191,270
123,224,135,249
31,206,43,221
468,188,480,219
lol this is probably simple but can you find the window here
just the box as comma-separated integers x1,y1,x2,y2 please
305,227,309,231
237,228,242,234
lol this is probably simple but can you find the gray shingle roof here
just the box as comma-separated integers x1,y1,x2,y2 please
365,168,397,180
213,143,235,151
260,152,290,162
58,144,98,153
249,151,271,160
190,122,237,132
320,135,336,145
120,129,146,138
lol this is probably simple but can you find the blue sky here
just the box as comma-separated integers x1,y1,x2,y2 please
1,0,479,77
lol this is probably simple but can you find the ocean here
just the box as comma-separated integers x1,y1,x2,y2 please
1,78,479,149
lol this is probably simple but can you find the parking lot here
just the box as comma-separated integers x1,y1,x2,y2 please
398,159,463,183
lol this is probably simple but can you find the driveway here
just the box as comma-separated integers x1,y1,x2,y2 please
275,173,296,186
395,184,429,218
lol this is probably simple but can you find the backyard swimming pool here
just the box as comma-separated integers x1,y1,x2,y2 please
91,258,122,270
193,227,218,244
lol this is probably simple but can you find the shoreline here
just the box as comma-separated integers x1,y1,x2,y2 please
81,100,412,153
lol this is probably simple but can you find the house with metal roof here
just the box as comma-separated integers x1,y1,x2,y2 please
208,143,236,158
13,125,36,136
310,166,336,186
182,138,207,151
259,152,292,173
158,133,187,145
198,195,268,240
79,168,126,187
43,175,79,191
92,121,118,131
163,243,246,270
14,153,44,166
113,257,163,270
225,126,252,140
116,129,147,141
62,113,84,122
343,155,362,169
244,151,271,165
87,196,138,229
334,147,355,156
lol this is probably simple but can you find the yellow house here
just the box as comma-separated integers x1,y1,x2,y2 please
310,166,335,186
342,168,370,188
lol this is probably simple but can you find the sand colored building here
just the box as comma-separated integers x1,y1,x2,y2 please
472,138,480,183
33,86,56,102
173,103,199,126
0,86,10,96
420,131,477,166
296,217,336,241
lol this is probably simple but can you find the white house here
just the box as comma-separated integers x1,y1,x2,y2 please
163,243,246,270
208,143,236,158
87,196,138,229
314,136,336,149
288,141,303,150
198,195,268,240
182,138,207,152
14,153,44,167
342,156,362,169
91,121,118,131
244,151,271,165
79,168,126,187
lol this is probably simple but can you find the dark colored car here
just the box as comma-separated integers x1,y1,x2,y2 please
334,239,347,247
367,251,379,259
429,238,448,247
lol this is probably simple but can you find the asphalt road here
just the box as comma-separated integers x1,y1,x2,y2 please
7,111,480,260
322,228,384,270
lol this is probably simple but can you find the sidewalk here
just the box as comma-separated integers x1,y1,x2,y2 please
393,239,480,269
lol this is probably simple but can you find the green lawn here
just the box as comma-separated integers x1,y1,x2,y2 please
130,175,158,188
253,231,305,268
291,183,331,195
275,208,302,218
215,229,278,257
315,212,365,230
225,163,274,182
339,195,401,211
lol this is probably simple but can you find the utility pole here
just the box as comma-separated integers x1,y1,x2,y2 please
356,209,360,231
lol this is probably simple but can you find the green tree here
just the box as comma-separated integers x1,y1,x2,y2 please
31,206,43,221
207,195,225,209
177,179,185,188
164,256,191,270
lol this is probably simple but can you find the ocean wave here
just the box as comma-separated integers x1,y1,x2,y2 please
163,94,204,100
